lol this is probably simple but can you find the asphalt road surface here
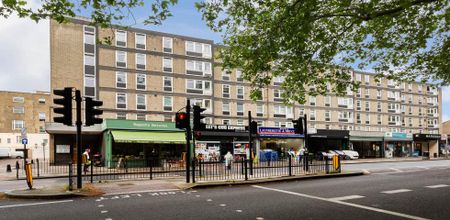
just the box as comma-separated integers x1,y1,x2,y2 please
2,164,450,220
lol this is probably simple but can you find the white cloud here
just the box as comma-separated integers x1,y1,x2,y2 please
0,10,49,92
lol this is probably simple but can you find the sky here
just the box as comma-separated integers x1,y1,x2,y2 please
0,1,448,122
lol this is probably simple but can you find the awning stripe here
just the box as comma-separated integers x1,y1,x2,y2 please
111,130,186,144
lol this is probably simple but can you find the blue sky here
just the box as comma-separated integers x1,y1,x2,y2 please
0,1,448,122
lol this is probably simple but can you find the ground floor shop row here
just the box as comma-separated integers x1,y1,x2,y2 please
45,119,450,165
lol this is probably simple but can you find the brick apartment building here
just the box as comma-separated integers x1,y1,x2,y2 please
46,17,443,163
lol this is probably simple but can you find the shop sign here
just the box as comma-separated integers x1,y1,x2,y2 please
103,119,177,131
205,124,246,132
414,133,441,140
384,132,412,139
258,127,303,138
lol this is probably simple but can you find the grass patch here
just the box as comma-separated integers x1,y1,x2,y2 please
74,183,104,197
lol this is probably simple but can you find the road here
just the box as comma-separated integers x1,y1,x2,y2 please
2,162,450,219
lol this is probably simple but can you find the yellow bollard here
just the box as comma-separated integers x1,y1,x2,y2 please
25,163,33,189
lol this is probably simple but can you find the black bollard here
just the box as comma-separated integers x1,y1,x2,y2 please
6,164,12,172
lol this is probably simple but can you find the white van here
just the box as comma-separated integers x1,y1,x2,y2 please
0,148,10,158
10,150,24,159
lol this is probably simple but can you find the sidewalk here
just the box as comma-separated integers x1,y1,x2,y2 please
341,157,448,164
2,171,365,199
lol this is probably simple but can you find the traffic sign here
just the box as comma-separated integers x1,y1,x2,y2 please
20,128,27,139
21,138,28,145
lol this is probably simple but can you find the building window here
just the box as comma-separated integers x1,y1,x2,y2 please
137,113,146,121
365,88,370,98
257,104,264,117
163,57,173,72
186,79,211,95
377,114,382,125
237,119,244,126
136,53,146,70
377,89,381,99
273,105,286,117
13,96,24,103
324,96,331,107
356,100,361,111
222,69,231,80
309,110,316,121
222,102,230,115
364,75,370,85
162,37,173,53
186,60,212,76
12,120,24,130
136,74,146,90
355,74,361,82
13,106,24,114
116,93,127,109
236,69,243,81
356,113,361,124
237,103,244,116
222,85,230,98
185,41,211,58
38,98,46,104
135,33,146,49
136,94,146,110
38,112,46,121
377,102,382,112
365,113,370,124
116,72,127,88
273,76,284,86
237,86,244,100
299,108,305,117
116,51,127,68
309,96,316,106
325,110,331,122
115,30,127,47
116,112,127,119
222,119,230,125
163,96,173,112
365,101,370,111
163,76,173,92
274,89,282,102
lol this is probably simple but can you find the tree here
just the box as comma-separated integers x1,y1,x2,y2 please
196,0,449,104
1,0,178,27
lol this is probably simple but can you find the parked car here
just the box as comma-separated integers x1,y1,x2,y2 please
318,151,336,160
10,150,24,159
342,150,359,160
332,150,346,158
0,148,10,158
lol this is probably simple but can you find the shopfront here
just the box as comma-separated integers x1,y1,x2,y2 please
256,127,304,160
383,132,413,158
439,134,449,157
308,129,350,154
349,131,384,158
194,125,249,161
102,119,185,168
413,133,440,158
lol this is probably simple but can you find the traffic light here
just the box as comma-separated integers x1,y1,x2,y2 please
250,121,258,134
293,117,304,134
85,97,103,126
193,105,206,131
175,112,189,129
53,87,73,126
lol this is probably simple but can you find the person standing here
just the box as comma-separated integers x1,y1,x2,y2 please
224,151,233,171
83,148,91,173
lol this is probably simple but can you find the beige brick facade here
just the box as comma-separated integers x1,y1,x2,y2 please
50,17,442,134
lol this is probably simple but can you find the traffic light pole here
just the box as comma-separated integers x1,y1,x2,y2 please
75,90,83,189
185,100,191,183
248,111,253,175
304,113,308,154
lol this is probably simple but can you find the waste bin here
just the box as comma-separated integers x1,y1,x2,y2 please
433,153,437,158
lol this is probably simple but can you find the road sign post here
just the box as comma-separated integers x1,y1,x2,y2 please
21,128,27,167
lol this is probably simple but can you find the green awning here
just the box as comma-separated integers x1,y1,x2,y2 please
111,130,186,144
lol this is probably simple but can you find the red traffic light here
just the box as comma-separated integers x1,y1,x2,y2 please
178,113,186,120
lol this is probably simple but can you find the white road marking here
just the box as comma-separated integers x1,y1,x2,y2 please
101,210,108,214
236,210,242,213
219,204,226,207
425,184,449,189
0,200,73,209
207,199,212,202
96,199,102,202
196,195,200,197
111,196,119,199
390,168,403,172
381,189,412,194
104,189,179,196
329,195,365,201
120,195,130,198
105,218,112,220
98,205,104,208
256,217,264,220
252,185,428,220
416,166,429,170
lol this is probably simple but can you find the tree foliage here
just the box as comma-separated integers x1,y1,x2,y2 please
0,0,178,27
196,0,449,104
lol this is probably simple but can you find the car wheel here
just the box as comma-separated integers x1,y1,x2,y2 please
16,156,22,159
